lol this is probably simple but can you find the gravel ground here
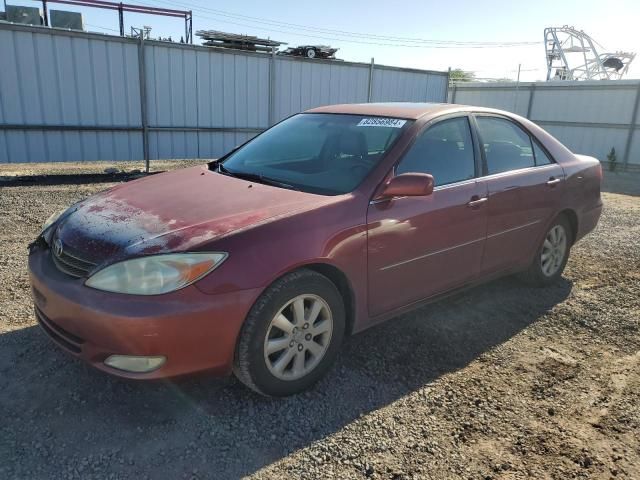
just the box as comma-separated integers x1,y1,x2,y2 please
0,168,638,480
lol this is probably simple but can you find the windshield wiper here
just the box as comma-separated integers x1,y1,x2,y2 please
215,163,299,191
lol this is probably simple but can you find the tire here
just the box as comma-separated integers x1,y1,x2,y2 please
519,214,573,287
305,48,316,59
233,269,345,396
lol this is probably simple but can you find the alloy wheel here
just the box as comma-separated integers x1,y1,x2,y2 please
263,294,333,381
541,224,567,277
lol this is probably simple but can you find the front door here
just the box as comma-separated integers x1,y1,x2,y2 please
367,116,488,317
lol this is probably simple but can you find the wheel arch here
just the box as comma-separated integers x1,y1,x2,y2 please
557,208,578,245
302,263,356,336
237,259,359,343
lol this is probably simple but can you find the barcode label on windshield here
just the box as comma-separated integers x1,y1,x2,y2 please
357,118,407,128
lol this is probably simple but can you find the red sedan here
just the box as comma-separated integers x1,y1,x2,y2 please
28,103,602,396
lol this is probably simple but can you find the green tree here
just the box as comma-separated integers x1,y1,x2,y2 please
607,147,617,172
449,69,476,82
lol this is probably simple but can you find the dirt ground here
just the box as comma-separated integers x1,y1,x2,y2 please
0,166,638,480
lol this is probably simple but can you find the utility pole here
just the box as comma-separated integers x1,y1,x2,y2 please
118,2,124,37
41,0,49,26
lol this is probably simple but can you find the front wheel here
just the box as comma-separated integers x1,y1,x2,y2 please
233,269,345,396
519,215,573,286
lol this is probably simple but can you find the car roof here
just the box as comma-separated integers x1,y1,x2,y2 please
304,102,576,164
305,102,472,120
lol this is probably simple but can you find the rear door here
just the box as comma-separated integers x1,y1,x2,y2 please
472,114,565,275
367,115,488,317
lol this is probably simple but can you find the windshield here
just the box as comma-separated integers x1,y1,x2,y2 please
218,113,412,195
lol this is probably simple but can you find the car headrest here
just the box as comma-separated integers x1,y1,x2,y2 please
487,142,522,173
424,139,460,159
322,130,368,161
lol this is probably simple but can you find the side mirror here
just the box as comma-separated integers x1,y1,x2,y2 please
379,173,434,198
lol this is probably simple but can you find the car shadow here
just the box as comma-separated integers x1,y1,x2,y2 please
0,276,572,479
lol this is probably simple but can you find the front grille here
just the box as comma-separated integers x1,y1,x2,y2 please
35,307,85,354
50,239,97,278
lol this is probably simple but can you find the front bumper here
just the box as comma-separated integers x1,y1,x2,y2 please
28,246,261,379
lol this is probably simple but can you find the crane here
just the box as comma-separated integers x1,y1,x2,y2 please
544,26,635,80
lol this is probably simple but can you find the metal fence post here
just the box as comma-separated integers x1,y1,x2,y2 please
367,58,374,102
526,83,536,119
137,32,150,172
444,67,451,103
512,64,521,113
622,81,640,170
269,48,276,125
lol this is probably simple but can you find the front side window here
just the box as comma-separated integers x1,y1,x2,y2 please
476,116,535,175
219,113,411,195
396,117,475,187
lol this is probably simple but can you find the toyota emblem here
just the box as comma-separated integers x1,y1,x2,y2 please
54,238,63,257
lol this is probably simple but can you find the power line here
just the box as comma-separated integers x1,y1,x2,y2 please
177,2,538,45
137,0,541,48
85,23,120,33
185,16,538,48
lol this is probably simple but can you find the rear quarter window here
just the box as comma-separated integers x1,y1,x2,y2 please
533,141,553,166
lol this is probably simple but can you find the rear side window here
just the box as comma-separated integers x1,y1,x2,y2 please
533,141,553,166
476,117,534,175
396,117,475,187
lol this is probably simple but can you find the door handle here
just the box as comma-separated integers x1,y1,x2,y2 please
467,197,488,208
546,177,562,186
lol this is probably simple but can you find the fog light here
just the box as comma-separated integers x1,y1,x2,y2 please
104,355,166,373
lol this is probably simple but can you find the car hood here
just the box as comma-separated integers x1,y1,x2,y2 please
55,165,335,264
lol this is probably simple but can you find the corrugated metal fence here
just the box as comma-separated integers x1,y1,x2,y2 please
449,80,640,168
0,23,449,164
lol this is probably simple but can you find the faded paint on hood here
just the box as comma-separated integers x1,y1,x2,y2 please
55,165,335,264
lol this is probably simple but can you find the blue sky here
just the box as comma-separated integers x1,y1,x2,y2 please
8,0,640,80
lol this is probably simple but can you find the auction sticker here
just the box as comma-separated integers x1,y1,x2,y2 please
357,118,407,128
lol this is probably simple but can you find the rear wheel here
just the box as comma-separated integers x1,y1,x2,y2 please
233,269,345,396
519,215,573,286
305,48,316,59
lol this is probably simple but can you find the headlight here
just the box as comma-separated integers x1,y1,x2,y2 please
85,252,227,295
42,208,66,233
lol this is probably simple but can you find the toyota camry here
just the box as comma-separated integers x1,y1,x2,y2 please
28,103,602,396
